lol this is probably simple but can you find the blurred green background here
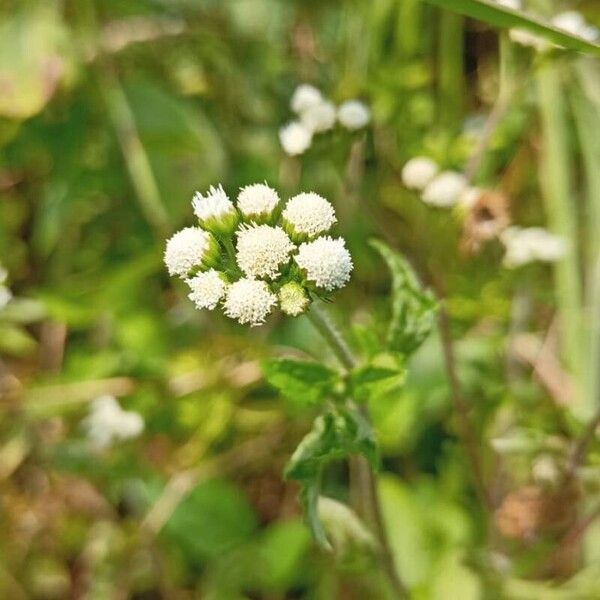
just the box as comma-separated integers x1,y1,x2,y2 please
2,0,600,598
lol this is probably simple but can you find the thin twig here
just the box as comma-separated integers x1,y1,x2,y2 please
438,305,494,511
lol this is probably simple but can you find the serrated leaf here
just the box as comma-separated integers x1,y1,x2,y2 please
285,407,378,547
262,358,340,406
349,363,406,403
421,0,600,57
370,240,438,357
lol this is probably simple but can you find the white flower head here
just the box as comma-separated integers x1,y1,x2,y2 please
223,278,277,326
337,100,371,130
291,84,323,114
421,171,467,207
192,185,238,235
459,186,484,211
164,227,218,278
82,395,144,450
187,269,229,310
401,157,439,191
282,192,337,241
501,227,567,268
279,281,310,316
236,224,295,279
237,183,280,223
295,236,353,291
279,121,312,156
300,100,337,133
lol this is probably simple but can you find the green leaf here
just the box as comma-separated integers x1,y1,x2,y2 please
349,361,406,403
285,407,378,548
262,358,340,406
421,0,600,57
370,240,438,357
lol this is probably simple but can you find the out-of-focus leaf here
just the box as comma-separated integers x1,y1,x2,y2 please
0,2,75,119
124,78,227,221
0,298,46,323
262,358,340,406
285,407,378,548
163,479,258,563
370,239,438,357
430,550,482,599
421,0,600,56
0,324,37,357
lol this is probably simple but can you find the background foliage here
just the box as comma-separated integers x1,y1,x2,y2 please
1,0,600,598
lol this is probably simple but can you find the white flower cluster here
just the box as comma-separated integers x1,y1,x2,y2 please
401,156,469,208
164,183,353,326
509,5,599,50
0,264,13,310
82,395,144,450
501,227,566,268
279,84,370,156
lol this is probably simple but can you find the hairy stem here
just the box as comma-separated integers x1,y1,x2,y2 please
307,303,409,599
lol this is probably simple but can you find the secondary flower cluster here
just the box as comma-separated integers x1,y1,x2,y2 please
279,84,371,156
164,184,353,326
506,4,599,49
401,156,566,268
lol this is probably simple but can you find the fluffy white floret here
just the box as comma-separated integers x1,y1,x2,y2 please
279,121,312,156
282,192,337,238
401,157,439,190
82,395,144,450
164,227,213,278
295,236,353,291
337,100,371,130
291,84,323,114
501,227,566,268
300,100,337,133
421,171,467,207
237,183,280,219
223,278,277,326
192,184,235,221
187,269,228,310
236,224,295,279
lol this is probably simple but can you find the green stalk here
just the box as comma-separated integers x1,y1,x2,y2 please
438,10,464,130
571,59,600,418
306,304,408,599
535,63,585,417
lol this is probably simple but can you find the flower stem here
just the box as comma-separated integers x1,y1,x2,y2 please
306,303,409,599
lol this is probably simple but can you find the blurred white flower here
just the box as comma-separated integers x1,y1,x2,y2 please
459,186,484,210
421,171,467,207
401,157,439,191
223,278,277,326
291,84,323,114
278,281,309,316
279,121,313,156
0,286,12,310
501,226,567,268
532,455,560,485
235,224,295,279
164,227,217,278
187,269,229,310
192,184,238,234
282,192,337,240
495,0,521,9
552,11,599,42
337,100,371,130
237,183,280,221
300,100,337,133
295,236,353,291
82,395,143,450
509,28,548,50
